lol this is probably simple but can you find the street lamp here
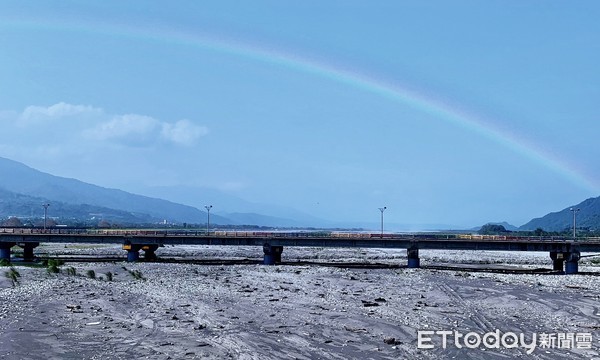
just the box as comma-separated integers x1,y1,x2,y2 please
42,203,50,231
378,207,387,238
570,207,580,239
205,205,213,235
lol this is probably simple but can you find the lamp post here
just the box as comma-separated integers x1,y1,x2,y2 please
205,205,212,235
570,207,580,239
378,207,387,238
42,203,50,231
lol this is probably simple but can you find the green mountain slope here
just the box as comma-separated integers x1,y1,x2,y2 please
0,157,230,225
520,197,600,231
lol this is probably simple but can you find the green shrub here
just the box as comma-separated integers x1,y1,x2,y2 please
86,270,96,279
5,267,20,285
105,271,113,281
45,258,64,274
47,259,65,267
128,269,145,281
0,259,10,267
65,267,77,276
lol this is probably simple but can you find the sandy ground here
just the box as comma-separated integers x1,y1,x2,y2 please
1,245,600,359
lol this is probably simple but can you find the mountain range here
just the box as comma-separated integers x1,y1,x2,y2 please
519,197,600,232
0,156,599,231
0,156,332,227
0,156,229,225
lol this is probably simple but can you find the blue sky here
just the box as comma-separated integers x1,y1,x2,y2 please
0,1,598,228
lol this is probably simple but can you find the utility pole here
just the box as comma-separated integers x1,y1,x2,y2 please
378,207,387,238
42,203,50,231
205,205,213,235
570,207,580,239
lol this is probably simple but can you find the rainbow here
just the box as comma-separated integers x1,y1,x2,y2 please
2,17,598,193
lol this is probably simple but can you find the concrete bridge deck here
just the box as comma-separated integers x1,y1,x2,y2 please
1,229,599,274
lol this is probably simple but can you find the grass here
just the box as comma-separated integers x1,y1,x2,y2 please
105,271,113,281
43,259,65,267
129,269,146,280
122,266,146,281
65,267,77,276
47,264,60,274
5,267,20,286
86,270,96,279
45,259,64,274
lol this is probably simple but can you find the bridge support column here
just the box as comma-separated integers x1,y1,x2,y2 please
123,244,142,262
142,244,159,261
127,249,140,262
565,251,580,275
18,242,39,262
407,248,420,268
0,243,15,262
550,252,565,273
263,244,284,265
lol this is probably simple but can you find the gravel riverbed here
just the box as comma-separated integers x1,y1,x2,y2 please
1,245,600,359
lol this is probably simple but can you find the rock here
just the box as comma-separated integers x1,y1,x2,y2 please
384,337,402,345
343,325,367,333
361,300,380,307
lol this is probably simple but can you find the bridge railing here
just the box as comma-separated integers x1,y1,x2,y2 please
1,227,596,242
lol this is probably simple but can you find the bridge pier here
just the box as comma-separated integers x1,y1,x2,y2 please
142,244,159,261
127,248,140,262
123,244,160,262
549,252,565,272
0,243,15,262
550,251,580,274
407,248,420,268
263,244,284,265
565,251,580,275
18,242,39,261
123,244,142,262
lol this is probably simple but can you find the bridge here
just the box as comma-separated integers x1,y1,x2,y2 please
1,229,599,274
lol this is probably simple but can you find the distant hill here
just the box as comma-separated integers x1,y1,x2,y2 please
0,157,231,225
0,187,156,224
520,196,600,231
473,221,518,232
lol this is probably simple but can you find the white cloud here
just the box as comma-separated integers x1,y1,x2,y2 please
6,102,208,148
0,102,211,181
19,102,101,125
161,119,209,146
86,114,208,147
86,114,161,144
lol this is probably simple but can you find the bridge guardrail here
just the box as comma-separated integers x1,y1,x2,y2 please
1,227,596,243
